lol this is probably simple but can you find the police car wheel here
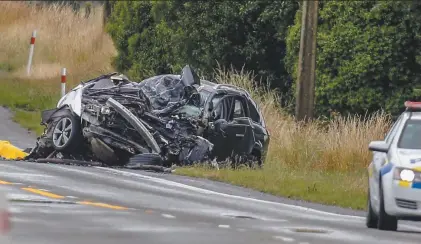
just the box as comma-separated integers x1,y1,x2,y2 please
366,188,378,228
377,179,398,231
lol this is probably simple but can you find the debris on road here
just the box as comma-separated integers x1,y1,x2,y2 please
23,65,270,172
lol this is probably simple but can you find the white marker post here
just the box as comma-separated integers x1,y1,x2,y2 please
26,30,36,76
61,68,66,97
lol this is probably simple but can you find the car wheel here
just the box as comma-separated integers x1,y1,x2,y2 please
377,178,398,231
127,153,163,168
51,113,82,152
366,188,378,228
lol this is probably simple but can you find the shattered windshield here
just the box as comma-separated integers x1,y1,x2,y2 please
173,104,202,118
139,75,186,110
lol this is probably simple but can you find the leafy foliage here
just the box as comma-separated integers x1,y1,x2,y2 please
106,0,298,96
107,0,421,117
287,1,421,117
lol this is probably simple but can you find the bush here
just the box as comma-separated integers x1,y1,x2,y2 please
106,1,298,100
286,1,421,117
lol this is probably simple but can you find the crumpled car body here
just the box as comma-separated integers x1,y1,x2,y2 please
27,65,270,168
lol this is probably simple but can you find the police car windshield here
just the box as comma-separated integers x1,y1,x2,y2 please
398,119,421,149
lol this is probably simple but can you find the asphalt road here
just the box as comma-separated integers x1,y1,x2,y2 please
1,107,421,244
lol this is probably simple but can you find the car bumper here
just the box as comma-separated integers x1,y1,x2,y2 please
383,174,421,219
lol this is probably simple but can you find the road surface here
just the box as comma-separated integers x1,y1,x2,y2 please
1,106,421,244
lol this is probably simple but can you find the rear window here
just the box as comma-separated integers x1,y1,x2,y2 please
398,119,421,149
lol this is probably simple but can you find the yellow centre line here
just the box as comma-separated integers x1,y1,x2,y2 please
0,180,12,185
77,201,128,210
21,187,65,199
15,185,128,210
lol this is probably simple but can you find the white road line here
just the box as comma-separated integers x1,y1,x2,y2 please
161,214,176,219
95,167,421,232
96,168,363,219
9,206,22,213
218,224,230,229
273,236,294,242
66,196,78,199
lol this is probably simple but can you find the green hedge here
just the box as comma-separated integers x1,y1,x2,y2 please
106,1,298,97
106,0,421,117
287,1,421,117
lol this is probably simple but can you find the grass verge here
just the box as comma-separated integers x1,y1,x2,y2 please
176,166,367,210
0,1,392,211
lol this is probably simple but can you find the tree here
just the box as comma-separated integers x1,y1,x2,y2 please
106,0,298,99
286,1,421,117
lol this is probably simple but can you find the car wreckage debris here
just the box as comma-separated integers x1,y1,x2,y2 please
106,97,161,154
20,65,269,172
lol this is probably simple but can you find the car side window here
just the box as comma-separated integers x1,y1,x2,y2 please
232,98,245,119
211,95,232,121
246,100,260,123
385,115,403,144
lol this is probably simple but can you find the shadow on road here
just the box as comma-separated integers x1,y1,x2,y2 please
398,230,421,234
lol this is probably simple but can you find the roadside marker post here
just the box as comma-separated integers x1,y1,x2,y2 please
61,68,66,97
26,30,36,76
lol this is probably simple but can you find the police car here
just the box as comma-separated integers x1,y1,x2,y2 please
367,101,421,231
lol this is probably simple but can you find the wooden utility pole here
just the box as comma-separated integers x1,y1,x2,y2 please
295,0,319,122
103,0,112,27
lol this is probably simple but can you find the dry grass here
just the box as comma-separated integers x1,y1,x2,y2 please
213,68,392,172
0,1,116,81
0,1,393,210
0,1,116,134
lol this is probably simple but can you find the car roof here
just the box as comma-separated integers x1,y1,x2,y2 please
402,110,421,120
199,79,250,95
199,79,265,126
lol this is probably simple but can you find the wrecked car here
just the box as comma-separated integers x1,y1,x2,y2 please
27,65,270,169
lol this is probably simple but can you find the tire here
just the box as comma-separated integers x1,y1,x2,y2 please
366,188,378,228
127,153,163,169
51,112,83,153
377,178,398,231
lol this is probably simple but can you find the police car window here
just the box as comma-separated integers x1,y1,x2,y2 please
385,115,402,144
398,119,421,149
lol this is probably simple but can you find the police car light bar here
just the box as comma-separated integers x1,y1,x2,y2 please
404,101,421,111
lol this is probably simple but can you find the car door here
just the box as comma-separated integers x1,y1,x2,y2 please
245,99,268,151
228,96,255,157
207,96,253,161
369,115,403,209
